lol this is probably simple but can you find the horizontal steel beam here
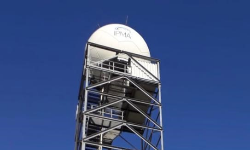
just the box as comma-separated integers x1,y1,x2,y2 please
83,98,124,115
87,90,161,107
87,75,124,90
87,42,160,62
87,64,160,84
84,113,162,132
83,123,123,141
86,75,160,105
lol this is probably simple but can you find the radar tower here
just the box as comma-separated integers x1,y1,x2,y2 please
74,24,164,150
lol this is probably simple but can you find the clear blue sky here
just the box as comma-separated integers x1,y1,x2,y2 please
1,0,250,150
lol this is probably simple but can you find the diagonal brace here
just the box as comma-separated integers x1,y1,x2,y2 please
83,98,124,115
124,99,162,129
125,124,158,150
82,122,123,141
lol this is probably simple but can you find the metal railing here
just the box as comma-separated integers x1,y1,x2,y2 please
90,105,124,120
88,60,129,73
88,59,157,81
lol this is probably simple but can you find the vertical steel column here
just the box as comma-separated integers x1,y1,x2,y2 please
81,48,90,150
157,61,164,150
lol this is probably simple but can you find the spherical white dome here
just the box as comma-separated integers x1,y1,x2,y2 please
87,24,150,61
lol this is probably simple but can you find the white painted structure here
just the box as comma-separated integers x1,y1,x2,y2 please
88,24,158,81
88,24,150,60
75,24,164,150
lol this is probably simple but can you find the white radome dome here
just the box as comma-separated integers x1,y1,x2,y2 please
87,24,150,61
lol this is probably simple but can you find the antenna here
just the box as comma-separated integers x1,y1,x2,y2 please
125,15,128,25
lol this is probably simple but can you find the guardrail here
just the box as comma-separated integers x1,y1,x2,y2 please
90,105,124,120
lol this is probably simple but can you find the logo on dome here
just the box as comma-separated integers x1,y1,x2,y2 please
114,27,131,39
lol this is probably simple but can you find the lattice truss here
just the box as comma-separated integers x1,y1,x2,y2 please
74,43,164,150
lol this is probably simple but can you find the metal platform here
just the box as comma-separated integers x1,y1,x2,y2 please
74,42,164,150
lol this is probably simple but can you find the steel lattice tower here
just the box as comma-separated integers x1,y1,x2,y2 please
74,25,164,150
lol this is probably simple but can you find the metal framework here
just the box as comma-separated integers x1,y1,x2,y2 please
74,42,164,150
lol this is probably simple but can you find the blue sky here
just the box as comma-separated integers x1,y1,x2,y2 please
1,0,250,150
